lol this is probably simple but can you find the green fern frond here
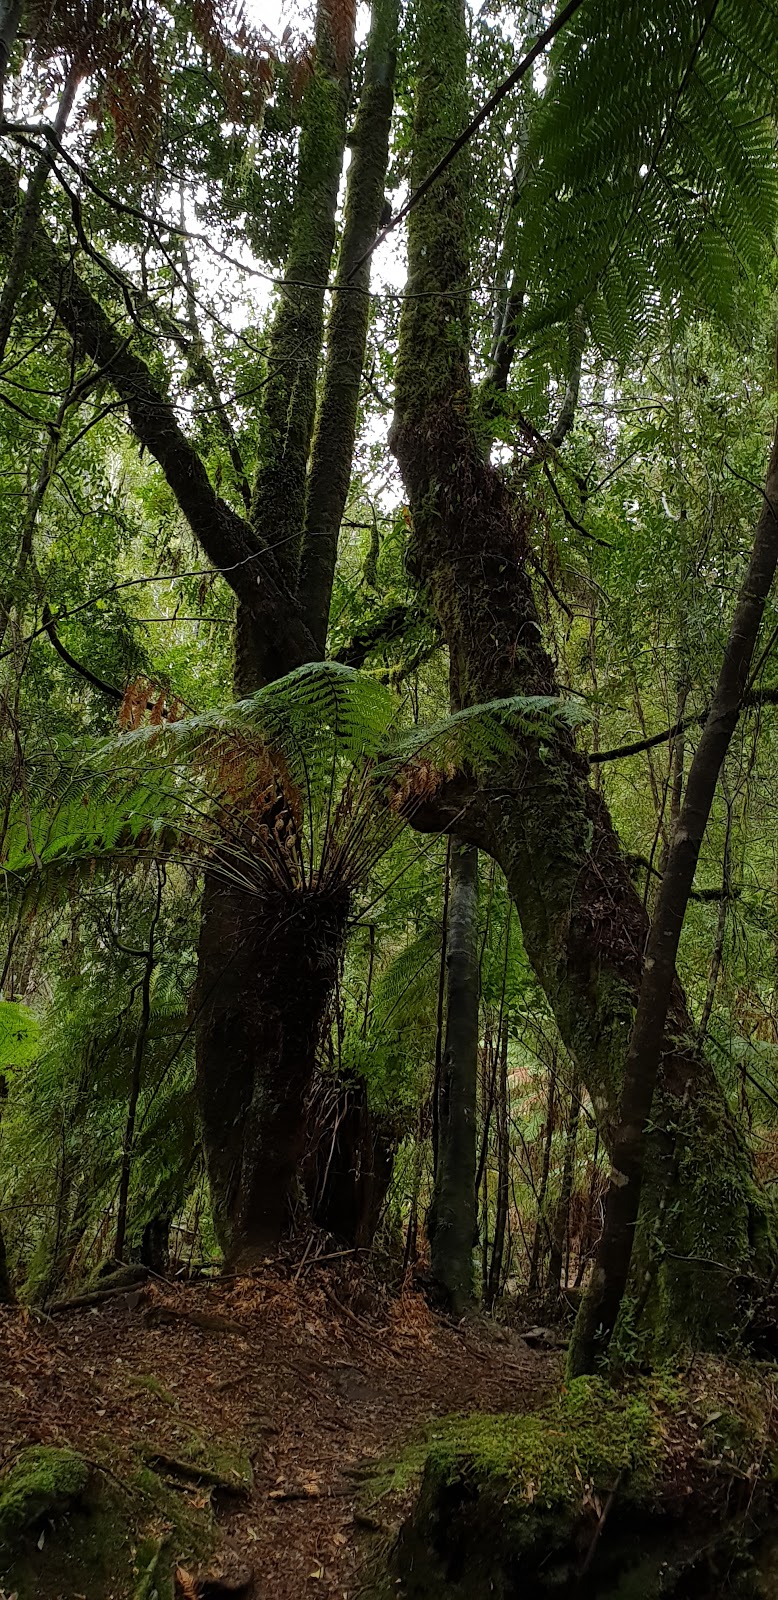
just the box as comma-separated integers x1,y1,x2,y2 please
381,692,590,780
517,0,778,360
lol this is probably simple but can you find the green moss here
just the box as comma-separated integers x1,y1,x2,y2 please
410,1377,659,1513
380,1378,665,1598
0,1447,216,1600
0,1446,90,1550
381,1372,778,1599
171,1429,253,1493
127,1372,176,1406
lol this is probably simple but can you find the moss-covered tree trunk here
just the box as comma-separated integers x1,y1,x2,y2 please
428,841,479,1312
196,0,399,1254
568,416,778,1375
298,0,400,652
390,0,774,1343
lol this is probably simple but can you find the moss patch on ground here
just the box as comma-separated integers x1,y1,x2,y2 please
0,1444,216,1600
141,1423,253,1496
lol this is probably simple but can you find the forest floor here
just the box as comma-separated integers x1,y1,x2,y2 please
0,1255,556,1598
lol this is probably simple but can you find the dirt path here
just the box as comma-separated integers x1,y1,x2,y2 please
0,1262,555,1597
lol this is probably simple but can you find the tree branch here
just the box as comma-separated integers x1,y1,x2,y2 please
589,687,778,765
349,0,587,278
0,157,317,670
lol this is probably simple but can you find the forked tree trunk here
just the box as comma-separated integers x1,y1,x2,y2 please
193,0,398,1257
391,0,776,1345
428,842,479,1312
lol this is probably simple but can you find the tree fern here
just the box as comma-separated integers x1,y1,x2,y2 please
2,666,587,896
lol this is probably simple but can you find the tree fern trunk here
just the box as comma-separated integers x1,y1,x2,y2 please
391,0,776,1348
427,842,479,1313
196,878,350,1263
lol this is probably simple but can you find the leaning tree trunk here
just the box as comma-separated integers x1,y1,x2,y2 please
568,414,778,1375
428,842,480,1313
390,0,775,1347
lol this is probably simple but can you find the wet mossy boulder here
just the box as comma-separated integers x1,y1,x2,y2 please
382,1375,778,1599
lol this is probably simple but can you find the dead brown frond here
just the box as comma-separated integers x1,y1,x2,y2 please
117,677,184,731
322,0,356,75
174,1566,200,1600
27,0,276,162
191,0,275,122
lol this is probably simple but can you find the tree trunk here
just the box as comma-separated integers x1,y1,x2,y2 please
0,63,78,370
568,414,778,1376
546,1074,581,1296
196,877,350,1263
528,1066,555,1293
391,0,775,1347
485,1018,509,1308
193,0,399,1258
303,1076,395,1246
140,1216,171,1276
432,839,451,1176
428,842,479,1313
115,867,162,1264
297,0,400,649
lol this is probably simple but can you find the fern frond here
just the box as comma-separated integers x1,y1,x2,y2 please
517,0,778,361
381,693,590,785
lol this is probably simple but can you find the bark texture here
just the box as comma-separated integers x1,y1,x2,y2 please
250,0,355,590
428,842,479,1312
196,877,350,1261
391,0,774,1340
297,0,400,650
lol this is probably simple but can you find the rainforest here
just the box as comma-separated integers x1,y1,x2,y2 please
2,0,778,1595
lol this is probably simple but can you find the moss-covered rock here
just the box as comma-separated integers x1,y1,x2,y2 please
0,1444,215,1600
377,1375,778,1599
0,1446,90,1550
